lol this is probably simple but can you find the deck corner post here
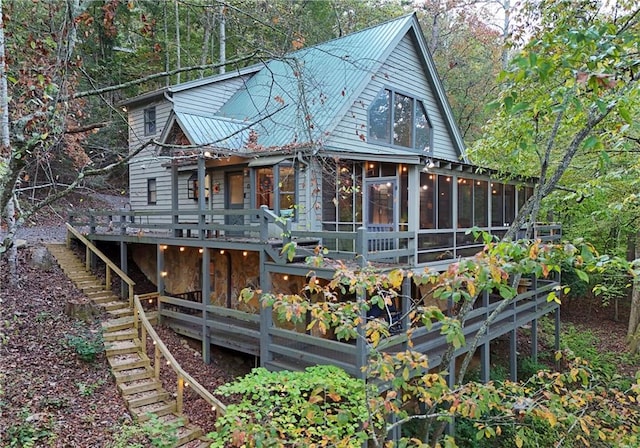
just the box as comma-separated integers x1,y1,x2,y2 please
202,247,211,364
259,254,273,367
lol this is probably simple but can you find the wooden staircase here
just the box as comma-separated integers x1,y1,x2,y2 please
46,243,211,448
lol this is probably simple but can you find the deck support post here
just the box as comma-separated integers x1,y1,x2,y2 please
201,247,211,364
401,277,411,349
531,318,538,363
355,287,368,380
480,342,490,383
480,290,490,383
554,306,561,352
509,329,518,382
119,242,128,299
355,227,367,268
171,161,179,237
157,244,165,324
259,255,273,367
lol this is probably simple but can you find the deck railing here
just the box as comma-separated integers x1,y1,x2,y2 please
65,222,135,307
133,293,227,415
68,207,560,270
262,278,559,375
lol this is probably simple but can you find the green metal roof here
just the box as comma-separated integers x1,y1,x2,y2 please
167,13,467,162
215,14,415,148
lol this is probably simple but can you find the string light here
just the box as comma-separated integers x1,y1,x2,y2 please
161,245,168,250
220,250,225,255
283,275,289,281
243,251,248,256
198,248,204,254
160,271,168,277
180,247,185,252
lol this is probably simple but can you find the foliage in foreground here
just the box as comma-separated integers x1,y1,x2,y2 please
209,365,376,447
228,234,640,447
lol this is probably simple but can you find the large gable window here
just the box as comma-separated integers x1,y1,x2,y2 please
368,88,432,153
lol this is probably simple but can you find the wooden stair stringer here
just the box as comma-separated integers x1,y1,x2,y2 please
45,243,212,447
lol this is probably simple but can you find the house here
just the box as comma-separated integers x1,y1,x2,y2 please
70,13,561,382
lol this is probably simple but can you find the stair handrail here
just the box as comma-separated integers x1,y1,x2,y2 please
133,293,227,416
65,222,135,307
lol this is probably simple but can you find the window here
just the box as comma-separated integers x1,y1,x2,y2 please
254,162,297,215
147,178,157,205
144,106,156,136
368,88,432,152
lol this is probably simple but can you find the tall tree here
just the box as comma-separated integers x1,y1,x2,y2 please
470,0,640,240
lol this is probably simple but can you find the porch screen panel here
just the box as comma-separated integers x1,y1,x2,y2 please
491,183,504,227
457,178,472,228
474,180,488,227
504,184,516,225
419,173,435,229
437,176,452,229
517,186,526,213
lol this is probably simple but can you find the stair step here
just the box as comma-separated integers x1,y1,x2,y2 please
157,413,187,426
105,338,141,356
102,316,135,332
130,400,177,421
80,285,105,294
87,290,115,298
108,352,150,371
104,328,137,342
95,298,124,308
125,390,171,408
113,367,155,384
174,425,204,446
107,307,133,318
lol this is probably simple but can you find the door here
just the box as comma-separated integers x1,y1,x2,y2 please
225,171,244,234
365,179,397,250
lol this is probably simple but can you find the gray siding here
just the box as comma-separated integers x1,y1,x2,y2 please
326,34,460,162
128,99,173,221
172,76,252,116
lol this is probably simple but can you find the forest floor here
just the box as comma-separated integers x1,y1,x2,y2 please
0,191,638,447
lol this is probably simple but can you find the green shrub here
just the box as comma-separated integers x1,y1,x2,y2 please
209,365,375,447
63,327,104,362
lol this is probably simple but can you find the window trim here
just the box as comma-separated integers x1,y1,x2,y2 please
144,106,156,136
147,178,157,205
367,87,433,154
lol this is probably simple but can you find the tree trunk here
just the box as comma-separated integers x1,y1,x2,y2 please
627,231,640,354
